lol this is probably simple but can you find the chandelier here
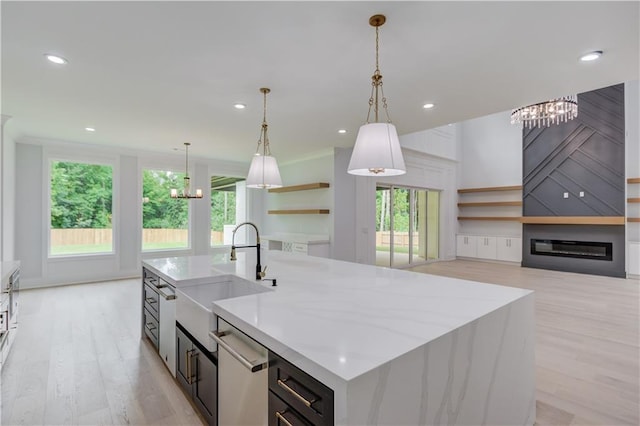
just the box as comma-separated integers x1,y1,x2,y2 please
348,14,406,176
246,87,283,189
511,95,578,129
170,142,203,199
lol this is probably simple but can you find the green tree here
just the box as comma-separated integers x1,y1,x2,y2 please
50,161,112,229
142,170,189,228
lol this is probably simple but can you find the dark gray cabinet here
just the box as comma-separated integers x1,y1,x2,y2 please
176,322,217,426
268,351,334,426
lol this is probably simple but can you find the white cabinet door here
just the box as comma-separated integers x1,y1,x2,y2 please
456,235,477,258
476,236,497,260
497,237,522,263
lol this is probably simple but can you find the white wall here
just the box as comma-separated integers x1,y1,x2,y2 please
626,80,640,246
400,124,459,161
457,110,523,237
15,137,247,288
1,118,17,261
262,152,334,236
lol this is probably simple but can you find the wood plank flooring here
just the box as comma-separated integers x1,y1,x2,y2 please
0,279,204,425
1,262,638,425
409,260,639,426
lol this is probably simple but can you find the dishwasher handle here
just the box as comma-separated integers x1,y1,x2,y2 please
157,285,176,300
209,330,267,373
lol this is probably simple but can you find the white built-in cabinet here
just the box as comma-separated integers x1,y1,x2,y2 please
456,234,521,263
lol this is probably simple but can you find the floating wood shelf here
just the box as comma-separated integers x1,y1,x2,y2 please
457,185,522,194
268,209,330,215
628,198,640,203
628,218,640,223
268,182,330,193
627,177,640,184
457,216,522,221
458,201,523,207
521,216,625,225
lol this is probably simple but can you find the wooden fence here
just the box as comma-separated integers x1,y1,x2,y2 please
51,228,226,245
376,231,416,248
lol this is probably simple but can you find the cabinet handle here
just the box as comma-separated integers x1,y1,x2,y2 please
145,297,157,304
275,411,294,426
145,322,156,331
277,379,316,408
186,349,196,384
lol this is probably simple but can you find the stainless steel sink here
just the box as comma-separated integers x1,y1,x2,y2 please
175,276,273,350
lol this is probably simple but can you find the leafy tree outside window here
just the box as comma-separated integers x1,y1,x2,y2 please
142,169,189,251
50,160,113,256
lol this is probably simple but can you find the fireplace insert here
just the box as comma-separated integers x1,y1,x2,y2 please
531,239,613,261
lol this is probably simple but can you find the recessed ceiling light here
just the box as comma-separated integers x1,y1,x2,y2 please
423,103,435,109
85,127,96,132
579,51,603,62
233,103,246,110
338,129,347,134
45,54,68,65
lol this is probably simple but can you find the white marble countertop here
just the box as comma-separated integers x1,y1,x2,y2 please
1,261,20,288
261,233,329,244
143,252,532,388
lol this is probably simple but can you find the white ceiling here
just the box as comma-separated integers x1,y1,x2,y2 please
2,1,638,163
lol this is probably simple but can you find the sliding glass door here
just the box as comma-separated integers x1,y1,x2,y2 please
376,185,440,268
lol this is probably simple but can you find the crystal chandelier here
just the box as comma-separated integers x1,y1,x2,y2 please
511,95,578,129
246,87,283,189
170,142,203,199
348,14,406,176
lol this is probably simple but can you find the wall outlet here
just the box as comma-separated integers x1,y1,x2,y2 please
563,192,569,199
579,191,585,197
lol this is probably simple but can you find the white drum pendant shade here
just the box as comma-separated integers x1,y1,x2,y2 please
246,154,282,189
348,123,406,176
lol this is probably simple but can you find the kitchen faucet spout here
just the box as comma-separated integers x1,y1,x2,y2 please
230,222,264,280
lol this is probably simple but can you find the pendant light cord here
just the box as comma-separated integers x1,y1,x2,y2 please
256,88,271,156
365,23,392,125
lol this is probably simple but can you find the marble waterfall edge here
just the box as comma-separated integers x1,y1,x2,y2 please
344,294,535,425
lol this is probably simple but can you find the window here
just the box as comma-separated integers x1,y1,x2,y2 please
50,160,113,256
142,169,189,251
210,176,245,246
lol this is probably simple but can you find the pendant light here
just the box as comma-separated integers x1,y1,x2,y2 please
510,96,578,129
170,142,203,199
348,14,406,177
246,87,283,189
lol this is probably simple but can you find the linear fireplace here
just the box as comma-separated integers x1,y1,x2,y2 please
531,239,613,261
522,224,625,278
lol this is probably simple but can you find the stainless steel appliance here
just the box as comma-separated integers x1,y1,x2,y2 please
210,318,268,426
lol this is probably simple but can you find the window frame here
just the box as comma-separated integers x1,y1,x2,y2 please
46,152,118,260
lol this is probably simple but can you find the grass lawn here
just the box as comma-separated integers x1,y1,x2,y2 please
51,242,188,255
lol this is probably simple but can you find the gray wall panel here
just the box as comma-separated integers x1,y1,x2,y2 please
523,84,625,216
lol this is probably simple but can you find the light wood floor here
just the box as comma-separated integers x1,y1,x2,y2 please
409,260,639,426
1,262,638,425
0,279,204,425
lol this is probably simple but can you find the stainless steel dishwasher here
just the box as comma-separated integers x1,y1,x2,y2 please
210,318,268,426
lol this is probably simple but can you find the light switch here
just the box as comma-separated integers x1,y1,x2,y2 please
579,191,585,197
563,192,569,199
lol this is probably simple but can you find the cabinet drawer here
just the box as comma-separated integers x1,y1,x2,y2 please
292,243,308,253
143,268,159,287
144,284,159,319
269,352,333,426
143,308,159,349
269,391,313,426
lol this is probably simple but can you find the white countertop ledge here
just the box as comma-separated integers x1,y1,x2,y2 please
143,252,532,386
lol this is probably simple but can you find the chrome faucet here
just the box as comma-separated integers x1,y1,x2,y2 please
230,222,265,280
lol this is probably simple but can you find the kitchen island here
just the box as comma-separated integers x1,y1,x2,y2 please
143,251,535,425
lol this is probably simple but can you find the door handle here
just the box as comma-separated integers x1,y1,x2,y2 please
277,378,316,408
186,349,196,384
275,411,294,426
209,330,267,372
